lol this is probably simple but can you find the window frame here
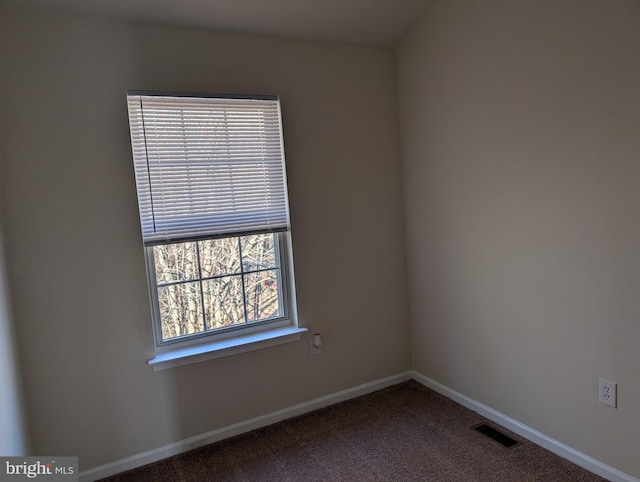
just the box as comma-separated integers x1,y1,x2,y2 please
125,91,304,366
146,230,297,354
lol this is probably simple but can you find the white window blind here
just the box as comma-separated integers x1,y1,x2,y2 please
127,93,290,246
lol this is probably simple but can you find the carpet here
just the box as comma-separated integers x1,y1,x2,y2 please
100,380,605,481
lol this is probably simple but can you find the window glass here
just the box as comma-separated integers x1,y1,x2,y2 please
151,233,284,343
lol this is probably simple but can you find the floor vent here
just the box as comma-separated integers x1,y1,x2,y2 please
472,423,521,449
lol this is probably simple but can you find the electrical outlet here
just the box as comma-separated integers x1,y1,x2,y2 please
598,378,617,408
310,337,321,356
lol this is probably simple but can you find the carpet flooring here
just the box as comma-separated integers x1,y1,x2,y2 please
100,380,605,481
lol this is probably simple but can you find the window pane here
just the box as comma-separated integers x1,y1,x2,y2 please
199,237,241,277
241,233,277,272
245,270,281,322
153,242,198,284
203,276,246,329
157,282,204,340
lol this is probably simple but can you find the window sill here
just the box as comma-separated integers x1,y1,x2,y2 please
148,326,308,371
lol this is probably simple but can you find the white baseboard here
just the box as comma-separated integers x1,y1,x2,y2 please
81,370,637,482
79,371,412,482
410,370,638,482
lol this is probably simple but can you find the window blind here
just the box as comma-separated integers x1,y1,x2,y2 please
127,93,290,246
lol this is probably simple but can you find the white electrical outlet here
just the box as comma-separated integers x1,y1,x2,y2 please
598,378,617,408
309,336,322,356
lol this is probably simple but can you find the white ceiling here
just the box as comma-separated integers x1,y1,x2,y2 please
0,0,435,46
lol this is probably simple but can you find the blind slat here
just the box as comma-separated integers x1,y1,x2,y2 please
127,94,290,245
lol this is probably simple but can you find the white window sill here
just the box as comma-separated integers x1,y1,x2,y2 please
148,326,308,371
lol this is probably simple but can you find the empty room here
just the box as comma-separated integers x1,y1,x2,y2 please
0,0,638,480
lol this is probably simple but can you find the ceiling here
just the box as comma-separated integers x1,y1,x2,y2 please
0,0,435,46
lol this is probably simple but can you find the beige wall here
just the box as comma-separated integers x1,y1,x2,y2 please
0,69,28,456
398,0,640,477
0,8,410,470
0,226,28,456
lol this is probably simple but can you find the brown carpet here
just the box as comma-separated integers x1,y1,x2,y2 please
100,380,605,481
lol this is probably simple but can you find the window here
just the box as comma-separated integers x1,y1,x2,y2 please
126,92,302,366
149,233,288,342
